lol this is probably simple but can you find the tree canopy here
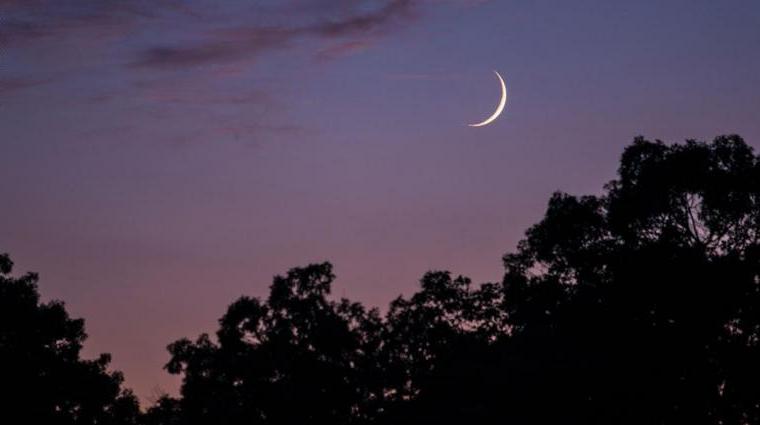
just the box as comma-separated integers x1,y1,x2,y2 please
0,253,140,425
5,135,760,424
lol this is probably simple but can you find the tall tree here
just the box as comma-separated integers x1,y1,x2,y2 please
381,135,760,424
0,253,140,425
151,135,760,425
164,263,385,425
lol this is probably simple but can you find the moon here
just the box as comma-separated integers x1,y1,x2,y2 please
469,71,507,127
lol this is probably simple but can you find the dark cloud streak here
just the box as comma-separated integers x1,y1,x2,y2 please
314,40,373,62
0,0,160,45
0,77,51,94
131,0,415,69
132,26,298,69
314,0,414,36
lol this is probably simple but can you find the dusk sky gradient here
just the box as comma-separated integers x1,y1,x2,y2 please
2,0,760,402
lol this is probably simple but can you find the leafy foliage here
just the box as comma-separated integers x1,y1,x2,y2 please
153,135,760,425
0,253,140,425
6,135,760,424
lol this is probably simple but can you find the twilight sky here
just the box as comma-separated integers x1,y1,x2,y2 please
2,0,760,402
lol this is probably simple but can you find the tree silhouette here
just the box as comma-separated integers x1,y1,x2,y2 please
154,135,760,425
6,134,760,425
396,135,760,424
162,263,386,425
0,253,140,425
142,395,182,425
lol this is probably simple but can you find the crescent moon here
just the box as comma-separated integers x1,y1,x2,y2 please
468,71,507,127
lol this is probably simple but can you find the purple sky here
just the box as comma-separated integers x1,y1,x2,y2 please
2,0,760,402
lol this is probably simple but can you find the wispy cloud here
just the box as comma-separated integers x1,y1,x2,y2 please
131,0,416,69
4,0,419,81
0,0,156,45
0,77,50,94
1,0,421,143
131,26,298,69
314,40,373,62
312,0,414,37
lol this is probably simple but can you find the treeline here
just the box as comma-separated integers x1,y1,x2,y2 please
3,135,760,425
